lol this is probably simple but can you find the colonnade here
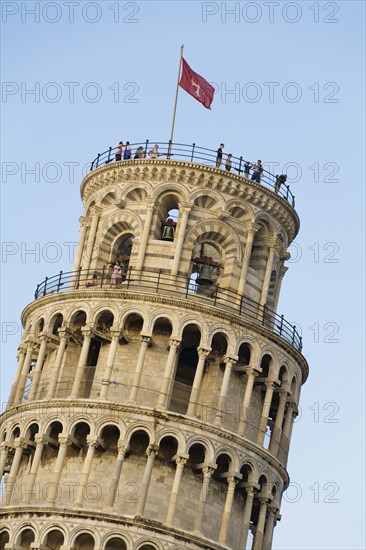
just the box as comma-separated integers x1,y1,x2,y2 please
0,429,280,549
7,328,299,464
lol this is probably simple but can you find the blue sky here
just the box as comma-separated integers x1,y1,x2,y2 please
1,1,365,548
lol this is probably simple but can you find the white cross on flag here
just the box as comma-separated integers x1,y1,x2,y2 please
179,57,215,109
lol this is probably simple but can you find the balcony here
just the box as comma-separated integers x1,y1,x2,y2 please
34,268,303,353
88,140,296,207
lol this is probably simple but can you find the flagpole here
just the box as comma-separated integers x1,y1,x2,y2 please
168,44,184,159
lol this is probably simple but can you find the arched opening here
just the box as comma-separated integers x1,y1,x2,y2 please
157,436,178,463
36,318,45,335
99,425,120,457
187,443,206,469
67,422,90,459
105,537,127,550
237,343,251,367
154,193,179,241
73,533,95,550
124,313,144,338
81,310,114,399
127,430,150,458
50,313,63,336
111,232,134,277
0,530,10,548
138,545,158,550
42,421,63,462
43,529,65,550
190,241,221,296
250,475,268,538
169,324,201,414
16,529,35,549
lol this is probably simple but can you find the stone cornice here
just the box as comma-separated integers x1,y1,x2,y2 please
0,399,290,488
80,160,300,241
21,289,308,382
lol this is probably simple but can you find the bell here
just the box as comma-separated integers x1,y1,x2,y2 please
161,225,174,241
197,264,214,285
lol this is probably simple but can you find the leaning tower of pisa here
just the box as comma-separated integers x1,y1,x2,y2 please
0,141,308,550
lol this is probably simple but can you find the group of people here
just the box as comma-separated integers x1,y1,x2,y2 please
215,144,287,193
115,142,164,161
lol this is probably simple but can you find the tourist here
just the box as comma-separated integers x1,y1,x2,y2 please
216,143,224,168
225,154,232,171
115,142,123,161
123,141,132,160
275,174,287,193
251,160,263,183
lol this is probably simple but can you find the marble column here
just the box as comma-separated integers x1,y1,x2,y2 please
135,200,155,273
3,438,25,504
0,442,10,479
28,335,50,400
74,436,99,506
218,476,239,543
187,347,211,416
72,216,88,277
165,454,189,526
258,237,276,313
262,505,279,550
47,329,70,399
239,484,257,549
252,497,270,550
171,204,191,277
238,365,262,436
269,390,288,456
135,445,159,517
47,435,71,503
215,357,237,427
13,342,35,404
99,331,121,400
237,223,260,299
107,444,127,508
7,346,27,406
157,338,181,409
257,381,276,446
129,336,151,403
25,434,47,503
70,327,94,398
279,401,298,465
83,207,101,273
194,465,216,534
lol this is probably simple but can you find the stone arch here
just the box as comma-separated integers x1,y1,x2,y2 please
152,182,189,203
47,311,64,335
40,527,66,550
186,436,215,462
123,181,152,202
68,417,94,437
67,308,89,329
179,317,204,340
100,190,118,207
125,424,153,446
0,529,10,549
214,446,239,472
70,529,96,549
90,306,115,330
185,219,241,262
226,199,255,221
278,364,290,387
148,311,177,336
253,212,277,236
235,335,260,363
156,428,185,454
191,188,225,211
239,458,259,481
135,539,162,550
14,526,36,549
103,534,129,550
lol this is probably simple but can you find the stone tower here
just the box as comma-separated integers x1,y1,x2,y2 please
0,142,308,550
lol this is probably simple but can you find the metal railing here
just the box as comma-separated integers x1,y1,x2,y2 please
88,140,295,207
34,267,302,352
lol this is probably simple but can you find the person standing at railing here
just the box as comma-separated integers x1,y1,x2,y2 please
274,174,287,193
215,143,224,168
115,142,123,161
134,146,144,159
110,261,122,288
149,144,160,158
225,154,232,171
123,141,132,159
244,161,252,178
251,160,263,183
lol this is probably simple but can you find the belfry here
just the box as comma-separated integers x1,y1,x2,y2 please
0,141,308,550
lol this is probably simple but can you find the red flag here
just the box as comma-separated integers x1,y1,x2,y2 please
179,57,215,109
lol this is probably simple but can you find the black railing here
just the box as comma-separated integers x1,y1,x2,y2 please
34,268,302,352
88,140,295,207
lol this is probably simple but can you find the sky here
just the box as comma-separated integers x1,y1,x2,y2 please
1,1,365,548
